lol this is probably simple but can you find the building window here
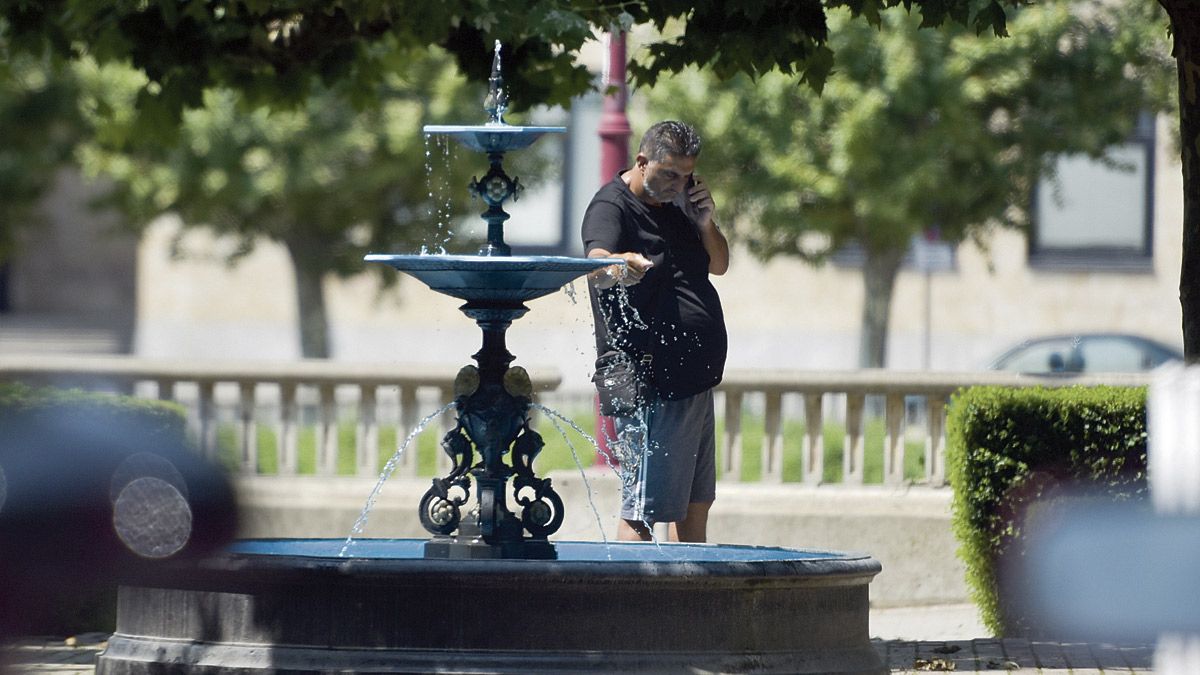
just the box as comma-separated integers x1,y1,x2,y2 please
1029,112,1155,271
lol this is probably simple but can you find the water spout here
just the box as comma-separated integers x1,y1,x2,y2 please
484,40,508,125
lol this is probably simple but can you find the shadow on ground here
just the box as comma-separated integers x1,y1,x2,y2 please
0,636,1158,673
874,639,1154,672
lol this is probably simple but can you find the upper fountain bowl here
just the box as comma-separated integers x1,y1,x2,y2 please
365,254,617,303
424,124,566,154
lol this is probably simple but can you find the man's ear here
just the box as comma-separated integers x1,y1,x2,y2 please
634,153,649,168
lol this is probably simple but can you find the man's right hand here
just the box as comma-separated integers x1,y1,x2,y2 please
588,250,654,288
614,252,654,286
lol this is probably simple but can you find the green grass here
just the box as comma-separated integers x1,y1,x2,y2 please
216,408,926,483
218,420,448,476
536,409,926,483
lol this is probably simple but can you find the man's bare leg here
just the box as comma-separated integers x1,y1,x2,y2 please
670,502,711,543
618,518,653,541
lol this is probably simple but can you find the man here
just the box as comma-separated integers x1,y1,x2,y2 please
582,120,729,543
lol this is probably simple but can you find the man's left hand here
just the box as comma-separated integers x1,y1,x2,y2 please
680,175,716,230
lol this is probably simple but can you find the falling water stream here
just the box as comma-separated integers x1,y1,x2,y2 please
531,403,610,553
337,396,669,556
420,134,456,255
339,401,457,557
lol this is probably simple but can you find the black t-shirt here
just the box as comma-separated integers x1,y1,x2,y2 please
581,173,727,400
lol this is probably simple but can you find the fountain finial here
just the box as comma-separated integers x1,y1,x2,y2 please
484,40,508,125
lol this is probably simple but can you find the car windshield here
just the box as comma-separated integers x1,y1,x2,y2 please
1078,336,1164,371
994,335,1178,373
995,338,1079,373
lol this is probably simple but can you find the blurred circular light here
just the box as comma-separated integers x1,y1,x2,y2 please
110,452,188,505
113,477,193,559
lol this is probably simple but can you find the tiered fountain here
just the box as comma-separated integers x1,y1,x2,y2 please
95,42,885,674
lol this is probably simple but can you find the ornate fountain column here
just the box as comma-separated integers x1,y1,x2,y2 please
419,300,562,559
372,41,614,559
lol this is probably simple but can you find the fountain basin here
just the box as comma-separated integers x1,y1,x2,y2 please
96,539,885,674
424,124,565,153
364,254,618,303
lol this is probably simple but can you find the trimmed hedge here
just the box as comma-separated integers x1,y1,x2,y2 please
946,385,1148,636
0,381,188,433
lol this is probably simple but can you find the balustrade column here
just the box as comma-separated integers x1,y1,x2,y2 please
238,381,258,474
802,393,824,485
926,396,947,485
762,391,784,483
357,385,379,477
721,390,744,480
843,394,865,485
279,383,299,475
318,384,338,475
395,386,420,478
883,394,906,485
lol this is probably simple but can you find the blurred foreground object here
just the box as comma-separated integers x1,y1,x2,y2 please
1020,363,1200,674
0,384,237,635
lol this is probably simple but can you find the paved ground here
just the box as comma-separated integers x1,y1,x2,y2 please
0,606,1155,674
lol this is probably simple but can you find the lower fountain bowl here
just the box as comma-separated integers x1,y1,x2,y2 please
96,539,885,674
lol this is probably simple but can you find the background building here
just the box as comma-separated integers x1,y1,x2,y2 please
1,97,1182,396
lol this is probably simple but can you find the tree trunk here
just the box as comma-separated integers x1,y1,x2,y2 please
1160,1,1200,362
284,241,331,359
858,246,906,368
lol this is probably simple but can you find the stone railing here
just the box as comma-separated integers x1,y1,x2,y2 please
0,355,1151,487
717,370,1152,487
0,355,560,479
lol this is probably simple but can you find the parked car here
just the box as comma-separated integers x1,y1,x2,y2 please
988,333,1183,374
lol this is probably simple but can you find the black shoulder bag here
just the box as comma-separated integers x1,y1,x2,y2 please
592,348,655,417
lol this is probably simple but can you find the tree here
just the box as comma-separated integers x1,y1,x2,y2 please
646,1,1173,367
74,50,493,357
1159,1,1200,360
0,42,85,267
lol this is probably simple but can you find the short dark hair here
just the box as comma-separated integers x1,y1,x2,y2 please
638,121,701,162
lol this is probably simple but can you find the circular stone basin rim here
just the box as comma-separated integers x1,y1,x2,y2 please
216,539,882,579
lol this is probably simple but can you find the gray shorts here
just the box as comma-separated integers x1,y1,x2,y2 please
615,389,717,523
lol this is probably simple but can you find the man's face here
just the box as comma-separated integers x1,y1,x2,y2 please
639,153,697,204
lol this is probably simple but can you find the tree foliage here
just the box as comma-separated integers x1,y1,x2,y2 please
0,44,84,265
74,49,502,357
647,0,1174,367
0,0,1021,138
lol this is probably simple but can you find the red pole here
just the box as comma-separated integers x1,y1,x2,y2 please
598,31,631,185
594,30,631,467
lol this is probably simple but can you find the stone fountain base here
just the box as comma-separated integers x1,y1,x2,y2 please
96,539,884,675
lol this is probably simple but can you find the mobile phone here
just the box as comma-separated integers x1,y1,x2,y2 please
675,175,696,209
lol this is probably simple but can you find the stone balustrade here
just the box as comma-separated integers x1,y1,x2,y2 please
0,355,560,479
718,369,1152,487
0,355,1151,488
